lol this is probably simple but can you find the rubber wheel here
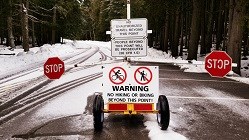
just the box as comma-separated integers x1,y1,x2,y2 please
93,95,104,131
157,95,170,130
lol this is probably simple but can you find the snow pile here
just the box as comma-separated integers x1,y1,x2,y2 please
64,39,111,49
0,40,248,83
81,40,111,49
0,48,15,55
0,43,78,74
131,47,173,63
145,114,188,140
241,58,249,77
228,77,249,84
180,64,206,73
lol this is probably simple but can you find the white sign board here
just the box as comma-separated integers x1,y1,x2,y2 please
111,18,148,38
102,63,159,105
111,38,147,57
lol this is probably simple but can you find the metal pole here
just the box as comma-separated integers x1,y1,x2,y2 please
127,0,130,19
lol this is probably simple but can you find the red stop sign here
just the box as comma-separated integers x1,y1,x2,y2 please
205,51,232,78
44,57,65,79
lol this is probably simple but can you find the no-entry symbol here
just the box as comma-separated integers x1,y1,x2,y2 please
134,67,152,85
109,67,127,85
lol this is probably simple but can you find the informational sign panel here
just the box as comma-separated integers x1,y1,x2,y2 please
102,63,159,104
111,18,148,38
111,38,147,57
110,18,148,57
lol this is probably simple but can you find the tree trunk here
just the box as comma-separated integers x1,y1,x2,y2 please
163,12,169,53
205,0,214,53
32,20,36,47
185,4,190,50
148,34,153,47
187,0,201,60
52,5,57,44
7,0,15,49
222,1,229,51
216,0,225,50
20,0,29,52
179,7,184,56
245,36,249,57
227,0,234,42
160,26,165,50
0,0,3,45
169,15,174,53
172,9,180,57
227,0,246,75
242,22,249,58
200,0,206,55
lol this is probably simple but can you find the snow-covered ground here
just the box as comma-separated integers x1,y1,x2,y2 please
1,40,248,81
0,40,249,140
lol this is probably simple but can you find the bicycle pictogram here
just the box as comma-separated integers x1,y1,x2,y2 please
112,69,125,81
109,67,127,85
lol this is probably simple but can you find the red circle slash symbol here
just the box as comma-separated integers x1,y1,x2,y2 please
134,67,152,85
109,67,127,85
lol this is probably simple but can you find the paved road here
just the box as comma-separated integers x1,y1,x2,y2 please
137,62,249,140
0,62,248,140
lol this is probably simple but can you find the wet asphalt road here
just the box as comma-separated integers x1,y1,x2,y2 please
0,62,249,140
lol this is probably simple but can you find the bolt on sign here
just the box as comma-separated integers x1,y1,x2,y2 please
110,18,148,57
102,63,159,105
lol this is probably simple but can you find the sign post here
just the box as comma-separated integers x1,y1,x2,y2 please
127,0,130,19
96,0,169,131
44,57,65,79
205,51,232,78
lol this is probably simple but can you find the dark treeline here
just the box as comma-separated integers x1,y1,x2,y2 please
0,0,249,74
0,0,85,51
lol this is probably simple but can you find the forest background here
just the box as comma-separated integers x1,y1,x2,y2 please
0,0,249,75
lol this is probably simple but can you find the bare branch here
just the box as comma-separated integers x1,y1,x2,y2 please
28,8,52,17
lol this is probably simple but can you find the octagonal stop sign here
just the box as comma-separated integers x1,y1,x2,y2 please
205,51,232,78
44,57,65,79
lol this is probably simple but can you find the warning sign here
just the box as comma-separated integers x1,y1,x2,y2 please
111,18,148,38
111,38,147,57
110,18,148,57
102,63,159,104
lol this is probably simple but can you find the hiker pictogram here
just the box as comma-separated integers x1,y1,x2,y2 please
140,70,147,81
134,67,152,85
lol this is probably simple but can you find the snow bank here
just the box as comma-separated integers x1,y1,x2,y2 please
0,48,15,55
0,43,78,75
145,114,188,140
1,40,248,84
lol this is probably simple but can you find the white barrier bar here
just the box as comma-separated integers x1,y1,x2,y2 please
106,31,111,35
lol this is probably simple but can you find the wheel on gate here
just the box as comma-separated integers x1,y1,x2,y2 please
93,95,104,131
157,95,170,130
